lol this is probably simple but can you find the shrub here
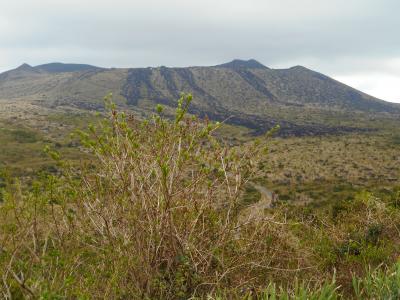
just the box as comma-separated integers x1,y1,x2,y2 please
10,129,38,143
0,95,306,299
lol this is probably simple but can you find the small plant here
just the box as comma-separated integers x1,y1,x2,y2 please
353,263,400,299
10,129,39,143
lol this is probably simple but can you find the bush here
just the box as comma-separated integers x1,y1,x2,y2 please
0,95,304,299
10,129,38,143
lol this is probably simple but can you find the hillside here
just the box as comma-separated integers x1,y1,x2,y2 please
0,59,399,135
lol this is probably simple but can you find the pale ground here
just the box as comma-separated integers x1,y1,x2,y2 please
1,99,63,126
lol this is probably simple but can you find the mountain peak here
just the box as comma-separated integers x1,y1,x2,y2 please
16,63,34,70
35,62,102,73
289,65,310,71
216,59,268,69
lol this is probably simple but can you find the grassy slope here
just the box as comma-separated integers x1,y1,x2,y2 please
263,132,400,205
0,109,97,177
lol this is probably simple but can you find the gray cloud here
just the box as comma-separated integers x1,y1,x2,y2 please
0,0,399,102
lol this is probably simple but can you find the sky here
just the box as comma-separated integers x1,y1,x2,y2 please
0,0,399,103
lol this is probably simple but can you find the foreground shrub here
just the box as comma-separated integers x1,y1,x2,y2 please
0,95,310,299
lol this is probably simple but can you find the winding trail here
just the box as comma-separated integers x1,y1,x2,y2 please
240,183,277,221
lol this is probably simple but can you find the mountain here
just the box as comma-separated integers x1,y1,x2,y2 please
216,59,269,69
0,63,42,80
35,62,102,73
0,59,399,135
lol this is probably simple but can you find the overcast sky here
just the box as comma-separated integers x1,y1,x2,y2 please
1,0,399,103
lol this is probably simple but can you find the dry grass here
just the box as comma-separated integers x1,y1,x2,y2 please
257,133,400,206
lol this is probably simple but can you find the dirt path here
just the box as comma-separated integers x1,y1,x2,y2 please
240,183,277,221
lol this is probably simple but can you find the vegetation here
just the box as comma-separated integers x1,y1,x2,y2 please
262,133,400,207
0,95,399,299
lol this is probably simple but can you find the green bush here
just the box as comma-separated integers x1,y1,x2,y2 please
0,95,296,299
10,129,39,143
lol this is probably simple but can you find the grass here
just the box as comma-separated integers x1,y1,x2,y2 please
0,110,98,177
259,132,400,208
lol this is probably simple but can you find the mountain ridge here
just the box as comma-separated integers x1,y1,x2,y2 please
0,59,399,135
35,62,103,73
